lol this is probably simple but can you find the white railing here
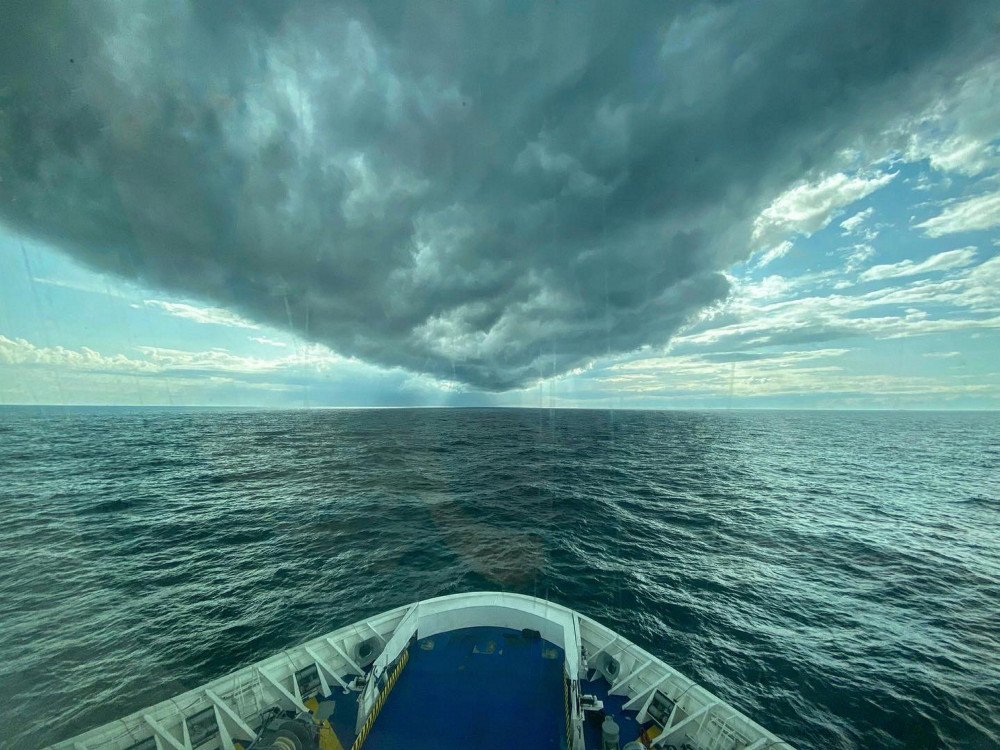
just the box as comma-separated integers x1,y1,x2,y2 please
51,591,791,750
576,615,792,749
50,603,413,750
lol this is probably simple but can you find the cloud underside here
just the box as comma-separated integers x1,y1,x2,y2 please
0,1,996,389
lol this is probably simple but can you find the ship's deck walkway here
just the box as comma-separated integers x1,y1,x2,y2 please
578,674,645,748
326,626,567,750
319,625,652,750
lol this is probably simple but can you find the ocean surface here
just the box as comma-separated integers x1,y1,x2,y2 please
0,407,997,749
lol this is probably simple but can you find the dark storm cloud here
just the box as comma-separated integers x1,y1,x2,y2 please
1,1,995,389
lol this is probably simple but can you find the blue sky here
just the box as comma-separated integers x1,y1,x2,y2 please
1,3,998,408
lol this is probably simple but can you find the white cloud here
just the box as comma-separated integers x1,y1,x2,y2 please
923,136,1000,176
908,172,952,193
856,254,1000,313
840,207,875,235
250,336,289,348
753,171,896,246
0,336,308,405
902,60,1000,177
859,247,977,281
0,334,463,405
753,240,793,268
666,254,1000,357
598,347,996,401
611,347,850,375
0,335,349,379
133,346,285,374
838,206,881,242
844,243,876,272
914,190,1000,237
0,335,157,373
739,274,797,301
144,300,261,329
134,344,347,374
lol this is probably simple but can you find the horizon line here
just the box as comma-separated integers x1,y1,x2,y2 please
1,403,997,413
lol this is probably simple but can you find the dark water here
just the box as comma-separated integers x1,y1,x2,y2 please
0,408,997,749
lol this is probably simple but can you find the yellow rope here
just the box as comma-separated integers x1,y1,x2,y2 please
350,649,409,750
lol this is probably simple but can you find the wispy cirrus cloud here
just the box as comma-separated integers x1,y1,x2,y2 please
597,347,996,401
670,254,1000,355
250,336,289,348
840,207,875,235
915,190,1000,237
902,59,1000,177
753,240,795,269
859,247,977,281
143,300,261,329
752,171,896,247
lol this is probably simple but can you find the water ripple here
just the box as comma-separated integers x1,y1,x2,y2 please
0,407,997,749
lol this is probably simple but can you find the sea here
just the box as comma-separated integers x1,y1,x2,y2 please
0,407,997,749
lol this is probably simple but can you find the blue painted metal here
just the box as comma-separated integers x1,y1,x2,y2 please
360,626,567,750
579,676,644,749
322,675,361,747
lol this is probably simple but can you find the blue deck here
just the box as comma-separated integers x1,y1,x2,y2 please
578,675,644,748
361,626,567,750
316,627,653,749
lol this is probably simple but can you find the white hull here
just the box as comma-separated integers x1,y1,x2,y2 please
52,592,792,750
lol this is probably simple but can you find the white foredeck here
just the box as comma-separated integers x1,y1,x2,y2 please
50,592,793,750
